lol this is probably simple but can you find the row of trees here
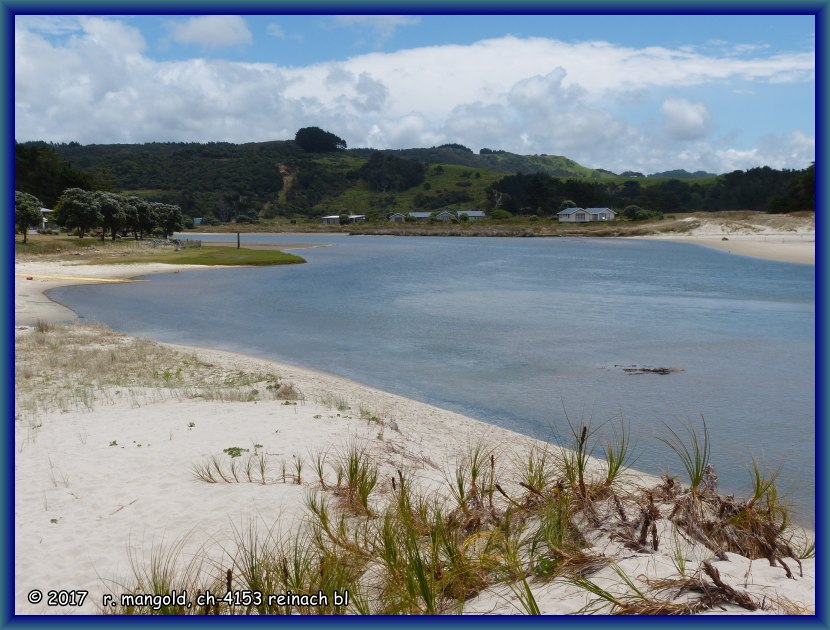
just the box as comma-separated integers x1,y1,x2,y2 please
47,189,184,239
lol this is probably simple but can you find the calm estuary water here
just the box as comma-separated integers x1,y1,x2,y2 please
51,235,815,524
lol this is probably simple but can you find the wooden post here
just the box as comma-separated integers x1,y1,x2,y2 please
237,231,240,249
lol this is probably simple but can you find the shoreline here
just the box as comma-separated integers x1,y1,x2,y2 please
14,260,214,326
13,257,815,615
633,233,814,265
182,229,816,266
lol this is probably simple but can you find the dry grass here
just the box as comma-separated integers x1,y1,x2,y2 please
14,323,299,422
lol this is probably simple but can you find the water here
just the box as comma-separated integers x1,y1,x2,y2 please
50,234,815,524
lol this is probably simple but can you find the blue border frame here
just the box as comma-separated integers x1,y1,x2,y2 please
4,2,825,627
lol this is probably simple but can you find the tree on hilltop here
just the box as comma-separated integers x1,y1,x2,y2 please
294,127,347,153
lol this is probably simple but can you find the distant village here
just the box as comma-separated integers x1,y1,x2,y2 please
320,207,617,225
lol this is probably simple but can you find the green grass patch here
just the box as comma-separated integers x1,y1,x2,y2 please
104,246,305,266
15,235,108,256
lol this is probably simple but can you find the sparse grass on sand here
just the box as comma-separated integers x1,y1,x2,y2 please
108,425,812,615
14,322,301,421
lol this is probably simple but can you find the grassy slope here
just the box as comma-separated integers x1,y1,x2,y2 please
324,163,502,216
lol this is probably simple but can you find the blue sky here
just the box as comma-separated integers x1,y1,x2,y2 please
14,13,815,174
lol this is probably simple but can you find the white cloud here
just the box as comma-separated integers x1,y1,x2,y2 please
14,22,815,174
661,98,711,141
166,16,252,49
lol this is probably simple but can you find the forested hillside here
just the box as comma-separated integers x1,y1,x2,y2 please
16,136,814,225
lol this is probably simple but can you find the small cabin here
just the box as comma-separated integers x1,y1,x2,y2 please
557,207,617,222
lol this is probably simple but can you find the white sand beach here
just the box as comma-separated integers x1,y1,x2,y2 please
13,258,815,616
634,214,815,265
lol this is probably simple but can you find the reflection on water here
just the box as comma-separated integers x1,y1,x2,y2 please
52,234,815,525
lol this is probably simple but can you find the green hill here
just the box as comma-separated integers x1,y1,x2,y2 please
16,140,812,223
348,145,609,179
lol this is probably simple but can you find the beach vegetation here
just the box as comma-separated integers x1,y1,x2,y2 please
14,323,290,421
603,419,638,487
115,429,810,615
659,416,711,496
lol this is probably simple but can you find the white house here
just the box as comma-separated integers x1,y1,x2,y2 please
388,212,407,223
407,212,433,221
40,207,53,230
457,210,486,220
557,207,617,222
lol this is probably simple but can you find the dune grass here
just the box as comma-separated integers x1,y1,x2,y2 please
106,425,811,615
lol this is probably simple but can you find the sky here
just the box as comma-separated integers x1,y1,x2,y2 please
13,13,816,175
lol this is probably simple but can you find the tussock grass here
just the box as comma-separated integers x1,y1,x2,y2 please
602,419,638,488
334,443,379,515
659,416,711,496
192,451,275,485
103,534,216,615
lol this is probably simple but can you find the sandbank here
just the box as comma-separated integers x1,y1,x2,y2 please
14,260,211,326
632,215,815,265
638,234,814,265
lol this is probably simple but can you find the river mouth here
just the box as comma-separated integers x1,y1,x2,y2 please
50,234,816,526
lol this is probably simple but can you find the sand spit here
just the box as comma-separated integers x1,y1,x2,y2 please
634,215,815,265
